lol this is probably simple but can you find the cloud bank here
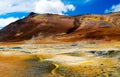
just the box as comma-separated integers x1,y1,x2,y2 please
0,0,75,15
35,0,75,15
0,0,36,15
0,0,75,28
0,17,19,29
105,3,120,13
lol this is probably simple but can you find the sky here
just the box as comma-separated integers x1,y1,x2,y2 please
0,0,120,29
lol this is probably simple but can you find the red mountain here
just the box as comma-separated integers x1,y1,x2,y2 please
0,12,120,43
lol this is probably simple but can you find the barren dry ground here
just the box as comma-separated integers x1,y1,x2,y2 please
0,41,120,77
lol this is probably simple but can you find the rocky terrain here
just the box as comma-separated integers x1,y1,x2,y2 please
0,12,120,43
0,42,120,77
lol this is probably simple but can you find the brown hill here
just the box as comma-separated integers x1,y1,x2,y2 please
0,12,120,43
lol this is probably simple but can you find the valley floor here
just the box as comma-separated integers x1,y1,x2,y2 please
0,41,120,77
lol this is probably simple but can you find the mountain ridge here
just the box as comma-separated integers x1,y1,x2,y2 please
0,12,120,43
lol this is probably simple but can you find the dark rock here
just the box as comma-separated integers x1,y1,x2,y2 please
89,51,96,54
70,43,78,46
95,51,107,56
0,47,4,49
20,51,31,54
107,50,120,57
89,42,96,44
29,12,37,16
11,47,23,49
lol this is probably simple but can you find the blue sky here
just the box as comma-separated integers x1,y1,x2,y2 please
0,0,120,28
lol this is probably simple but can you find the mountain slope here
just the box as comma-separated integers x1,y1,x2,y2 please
0,12,120,42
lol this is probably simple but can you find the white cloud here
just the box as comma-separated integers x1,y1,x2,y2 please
0,0,75,28
0,0,37,15
105,3,120,13
0,17,19,28
0,0,75,15
35,0,75,15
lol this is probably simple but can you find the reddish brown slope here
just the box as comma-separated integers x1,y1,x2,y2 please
66,12,120,41
0,12,120,42
0,13,74,42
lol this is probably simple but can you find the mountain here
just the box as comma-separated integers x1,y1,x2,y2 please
0,12,120,43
